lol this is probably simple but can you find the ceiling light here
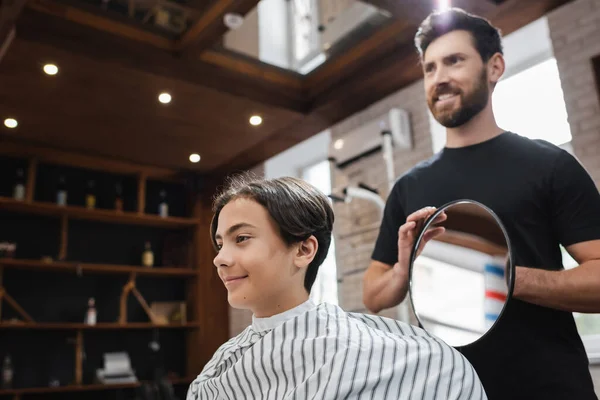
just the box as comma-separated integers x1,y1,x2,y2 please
158,92,172,104
334,139,344,150
4,118,18,129
249,115,262,126
43,64,58,75
189,153,201,163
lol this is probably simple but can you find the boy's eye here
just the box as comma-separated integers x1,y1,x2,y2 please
215,243,223,250
236,235,250,243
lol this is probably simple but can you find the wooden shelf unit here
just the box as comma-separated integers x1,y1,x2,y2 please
0,196,200,228
0,258,197,278
0,146,229,397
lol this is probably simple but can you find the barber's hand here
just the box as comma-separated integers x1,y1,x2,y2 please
394,207,447,277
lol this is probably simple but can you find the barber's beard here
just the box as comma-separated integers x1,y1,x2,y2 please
428,69,490,128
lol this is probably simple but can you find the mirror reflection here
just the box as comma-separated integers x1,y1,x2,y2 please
409,200,513,348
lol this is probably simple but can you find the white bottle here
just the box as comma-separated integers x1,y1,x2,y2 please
142,241,154,267
57,175,67,206
158,190,168,217
13,168,25,201
2,355,13,389
85,298,97,325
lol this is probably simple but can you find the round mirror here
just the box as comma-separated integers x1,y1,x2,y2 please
408,200,514,348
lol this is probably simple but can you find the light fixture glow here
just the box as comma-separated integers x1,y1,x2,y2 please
158,92,172,104
43,64,58,75
249,115,262,126
189,153,201,163
437,0,450,11
333,139,344,150
4,118,18,129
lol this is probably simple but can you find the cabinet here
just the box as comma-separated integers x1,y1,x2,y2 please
0,142,228,399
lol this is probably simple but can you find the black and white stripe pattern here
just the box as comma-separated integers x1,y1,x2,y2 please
187,303,487,399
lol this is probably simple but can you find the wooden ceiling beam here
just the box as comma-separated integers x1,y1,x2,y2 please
362,0,498,21
27,0,302,90
362,0,434,22
28,0,175,50
175,0,259,54
0,0,27,62
0,137,184,181
305,18,417,98
16,9,309,113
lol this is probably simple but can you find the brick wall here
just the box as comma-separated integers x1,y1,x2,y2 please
547,0,600,186
547,0,600,391
329,80,434,320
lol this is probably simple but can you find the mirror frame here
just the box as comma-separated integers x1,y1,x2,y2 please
408,199,516,348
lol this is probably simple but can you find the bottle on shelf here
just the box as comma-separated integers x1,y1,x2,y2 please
13,168,25,201
142,241,154,267
159,190,169,218
114,182,123,212
85,180,96,209
1,355,13,389
85,298,97,326
57,175,67,206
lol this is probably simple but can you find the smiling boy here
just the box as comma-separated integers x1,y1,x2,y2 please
186,173,486,399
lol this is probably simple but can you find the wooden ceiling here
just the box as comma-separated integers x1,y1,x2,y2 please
0,0,573,175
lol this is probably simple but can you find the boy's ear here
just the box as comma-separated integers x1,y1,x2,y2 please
295,235,319,270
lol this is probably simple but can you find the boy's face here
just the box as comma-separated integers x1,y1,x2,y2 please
213,198,308,317
422,30,492,128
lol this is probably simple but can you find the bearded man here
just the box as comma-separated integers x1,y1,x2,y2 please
362,7,600,400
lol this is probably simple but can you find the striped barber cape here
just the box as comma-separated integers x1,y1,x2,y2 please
187,300,487,400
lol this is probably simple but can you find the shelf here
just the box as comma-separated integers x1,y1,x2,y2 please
0,376,193,395
0,258,198,278
0,322,200,330
0,196,199,228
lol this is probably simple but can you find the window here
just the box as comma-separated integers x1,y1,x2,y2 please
492,57,572,147
290,0,322,70
301,159,339,305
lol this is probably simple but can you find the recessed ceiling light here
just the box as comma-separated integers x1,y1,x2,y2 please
4,118,18,129
158,92,172,104
334,139,344,150
189,153,201,163
249,115,262,126
43,64,58,75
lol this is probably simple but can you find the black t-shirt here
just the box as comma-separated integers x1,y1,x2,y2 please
372,132,600,400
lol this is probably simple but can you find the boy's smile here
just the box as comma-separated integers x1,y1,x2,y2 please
223,274,248,287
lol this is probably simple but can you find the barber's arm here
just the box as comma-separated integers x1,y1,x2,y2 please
364,206,445,313
363,260,409,313
514,241,600,312
513,150,600,313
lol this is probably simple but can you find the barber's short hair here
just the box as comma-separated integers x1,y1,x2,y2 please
414,7,503,62
210,172,334,293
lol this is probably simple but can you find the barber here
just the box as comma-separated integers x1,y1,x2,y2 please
363,8,600,400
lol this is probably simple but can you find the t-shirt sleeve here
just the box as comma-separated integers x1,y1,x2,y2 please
550,150,600,247
371,182,407,266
